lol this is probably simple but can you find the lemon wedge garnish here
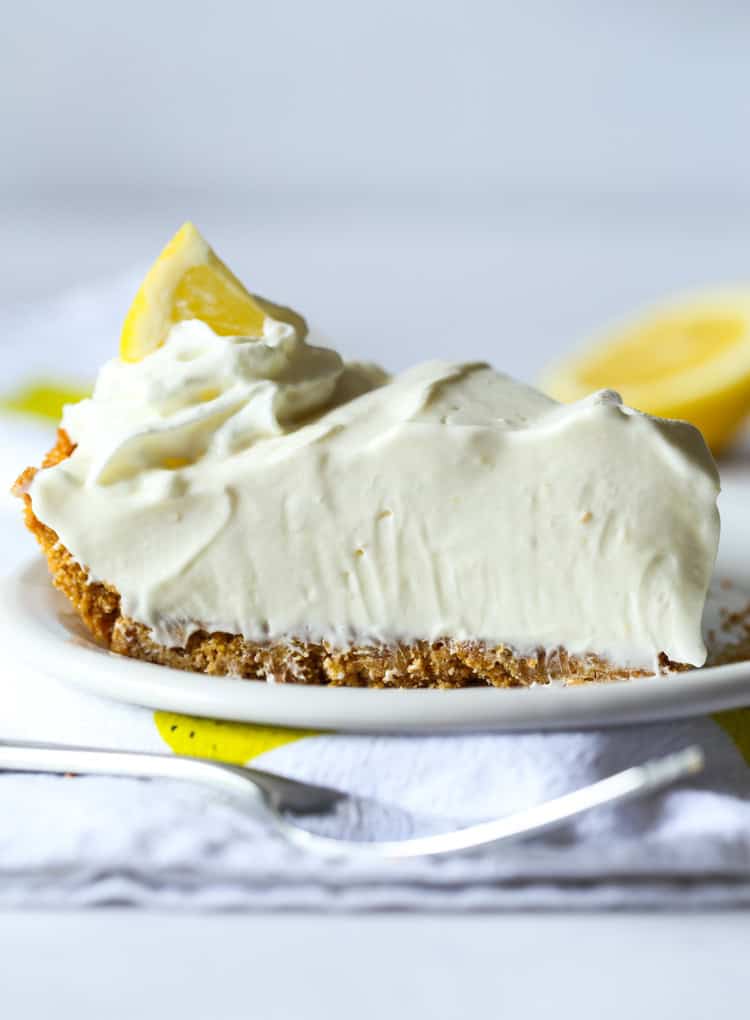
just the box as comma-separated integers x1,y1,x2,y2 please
541,289,750,454
120,222,307,362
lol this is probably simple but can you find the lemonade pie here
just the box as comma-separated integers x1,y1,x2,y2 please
14,225,721,687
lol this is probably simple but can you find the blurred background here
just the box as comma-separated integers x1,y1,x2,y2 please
2,0,750,383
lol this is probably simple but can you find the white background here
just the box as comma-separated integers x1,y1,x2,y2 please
2,2,750,1015
5,1,750,217
3,1,750,384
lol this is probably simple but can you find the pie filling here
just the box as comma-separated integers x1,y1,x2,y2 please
17,316,720,686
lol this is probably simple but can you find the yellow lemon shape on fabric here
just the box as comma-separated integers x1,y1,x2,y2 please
120,222,307,363
713,709,750,767
154,711,317,765
1,381,91,420
541,289,750,454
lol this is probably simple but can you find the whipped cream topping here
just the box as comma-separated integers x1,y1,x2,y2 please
30,320,720,669
63,319,383,486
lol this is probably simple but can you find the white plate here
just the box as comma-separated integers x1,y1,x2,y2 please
3,558,750,732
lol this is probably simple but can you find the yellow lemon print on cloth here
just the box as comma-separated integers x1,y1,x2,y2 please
155,711,318,765
713,709,750,766
1,380,91,420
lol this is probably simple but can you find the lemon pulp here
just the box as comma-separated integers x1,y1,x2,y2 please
543,290,750,454
120,222,306,363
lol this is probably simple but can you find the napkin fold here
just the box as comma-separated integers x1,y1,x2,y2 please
2,279,750,910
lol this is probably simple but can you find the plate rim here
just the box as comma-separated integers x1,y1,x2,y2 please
3,557,750,733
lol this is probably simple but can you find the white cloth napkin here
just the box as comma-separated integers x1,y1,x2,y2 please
2,281,750,910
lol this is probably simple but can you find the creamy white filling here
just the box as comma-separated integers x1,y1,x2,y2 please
30,319,721,668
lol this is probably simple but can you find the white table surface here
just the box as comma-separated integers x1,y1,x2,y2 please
2,209,749,1014
1,910,748,1019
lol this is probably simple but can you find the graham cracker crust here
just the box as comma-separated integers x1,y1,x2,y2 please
13,430,687,689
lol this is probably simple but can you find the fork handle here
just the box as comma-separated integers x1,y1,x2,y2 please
277,745,707,859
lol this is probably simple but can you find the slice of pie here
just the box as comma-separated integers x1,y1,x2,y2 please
14,224,721,688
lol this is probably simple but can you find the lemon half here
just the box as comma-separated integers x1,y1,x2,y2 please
542,289,750,454
120,222,307,362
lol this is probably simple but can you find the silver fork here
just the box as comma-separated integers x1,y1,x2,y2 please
0,740,704,859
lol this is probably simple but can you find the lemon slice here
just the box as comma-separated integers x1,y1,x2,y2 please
120,222,307,362
541,289,750,454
